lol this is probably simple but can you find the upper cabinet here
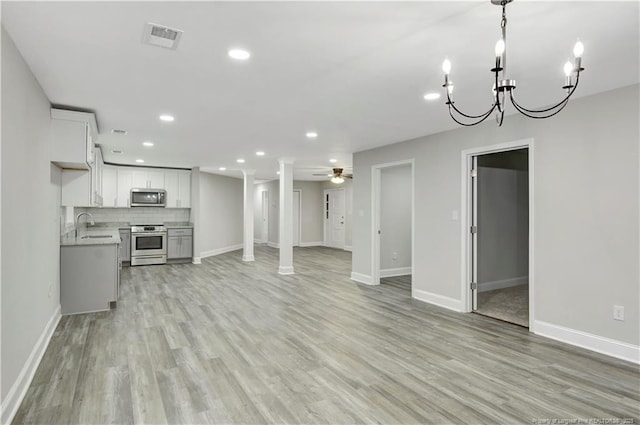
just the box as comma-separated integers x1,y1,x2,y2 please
164,170,191,208
102,165,118,208
61,145,104,207
50,108,98,170
132,169,165,189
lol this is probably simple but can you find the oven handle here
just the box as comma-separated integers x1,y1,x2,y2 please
132,232,167,236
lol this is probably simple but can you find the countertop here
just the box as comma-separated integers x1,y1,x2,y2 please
60,229,122,246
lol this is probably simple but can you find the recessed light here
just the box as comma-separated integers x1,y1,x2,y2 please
159,114,174,122
219,167,226,171
256,151,265,156
111,149,123,154
329,158,337,163
136,159,144,163
228,49,251,60
237,158,245,163
423,92,441,101
306,131,318,139
142,141,154,147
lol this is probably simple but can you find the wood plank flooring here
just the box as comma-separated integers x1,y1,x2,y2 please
13,245,640,424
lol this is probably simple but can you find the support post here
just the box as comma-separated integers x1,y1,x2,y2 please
278,158,295,274
242,169,255,262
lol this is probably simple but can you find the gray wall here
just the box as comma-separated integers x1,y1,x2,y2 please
380,164,412,271
1,28,62,404
196,172,243,257
321,178,353,248
352,85,639,346
254,180,324,245
477,156,529,289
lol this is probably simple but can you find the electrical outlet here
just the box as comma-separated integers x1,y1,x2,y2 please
392,252,398,261
613,305,624,321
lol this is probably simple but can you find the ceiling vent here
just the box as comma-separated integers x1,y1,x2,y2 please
111,129,128,135
143,22,183,50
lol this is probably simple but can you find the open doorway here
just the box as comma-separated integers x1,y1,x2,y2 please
379,164,413,294
471,148,530,327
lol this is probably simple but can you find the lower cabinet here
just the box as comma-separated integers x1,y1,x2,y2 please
61,243,119,315
167,228,193,261
119,229,131,264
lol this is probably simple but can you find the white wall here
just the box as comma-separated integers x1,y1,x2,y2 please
254,180,324,246
321,178,353,248
1,28,62,420
380,164,412,273
352,85,639,352
477,160,529,289
195,172,243,259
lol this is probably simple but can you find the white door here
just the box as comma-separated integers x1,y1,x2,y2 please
324,189,345,249
471,155,479,310
261,191,269,243
293,190,301,247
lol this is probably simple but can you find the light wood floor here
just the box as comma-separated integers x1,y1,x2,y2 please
13,246,639,424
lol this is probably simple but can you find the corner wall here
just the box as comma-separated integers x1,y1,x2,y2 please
1,27,62,422
352,85,640,359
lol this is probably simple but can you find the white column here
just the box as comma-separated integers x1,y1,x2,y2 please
278,158,295,274
242,169,255,262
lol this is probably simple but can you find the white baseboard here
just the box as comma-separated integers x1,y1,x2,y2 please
380,267,412,278
1,305,61,425
350,272,375,285
192,257,201,264
242,255,255,262
300,241,324,247
478,276,528,292
344,245,352,252
278,266,295,275
534,320,640,364
200,244,243,259
412,289,462,312
267,241,279,249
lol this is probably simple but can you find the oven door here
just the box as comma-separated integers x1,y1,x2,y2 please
131,232,167,257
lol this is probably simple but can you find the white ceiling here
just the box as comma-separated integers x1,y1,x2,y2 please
2,1,638,181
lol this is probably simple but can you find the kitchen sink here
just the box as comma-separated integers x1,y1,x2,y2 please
81,235,113,239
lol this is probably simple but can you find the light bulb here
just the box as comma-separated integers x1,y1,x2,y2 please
564,61,574,77
495,39,505,57
573,39,584,58
442,59,451,75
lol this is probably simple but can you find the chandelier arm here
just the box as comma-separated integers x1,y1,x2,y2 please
509,73,581,114
447,94,498,119
509,92,571,119
448,103,497,126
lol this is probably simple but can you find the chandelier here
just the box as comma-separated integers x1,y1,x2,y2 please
441,0,584,126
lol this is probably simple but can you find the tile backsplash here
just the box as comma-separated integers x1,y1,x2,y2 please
77,207,190,224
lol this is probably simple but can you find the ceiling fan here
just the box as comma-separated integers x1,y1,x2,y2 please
312,167,353,184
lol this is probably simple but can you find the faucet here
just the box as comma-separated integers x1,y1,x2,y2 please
75,212,95,238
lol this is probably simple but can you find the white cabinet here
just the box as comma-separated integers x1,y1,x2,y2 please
50,109,97,169
116,169,133,207
133,170,165,189
102,166,118,207
61,146,104,207
165,170,191,208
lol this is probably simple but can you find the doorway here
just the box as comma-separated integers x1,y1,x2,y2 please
324,189,345,249
261,190,269,243
371,159,414,288
379,164,413,294
462,140,533,329
293,189,301,247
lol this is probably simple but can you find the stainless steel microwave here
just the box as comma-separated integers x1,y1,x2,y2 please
130,189,166,207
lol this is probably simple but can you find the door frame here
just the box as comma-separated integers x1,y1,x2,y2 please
323,188,345,249
293,189,302,246
261,190,269,243
460,138,535,331
371,159,415,287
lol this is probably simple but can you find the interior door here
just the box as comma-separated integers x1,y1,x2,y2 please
471,155,479,311
261,191,269,243
325,189,345,249
293,190,301,247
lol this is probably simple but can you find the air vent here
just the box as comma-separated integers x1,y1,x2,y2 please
111,129,128,135
111,149,123,154
143,22,183,50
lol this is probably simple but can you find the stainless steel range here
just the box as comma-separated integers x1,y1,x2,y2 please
131,225,167,266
